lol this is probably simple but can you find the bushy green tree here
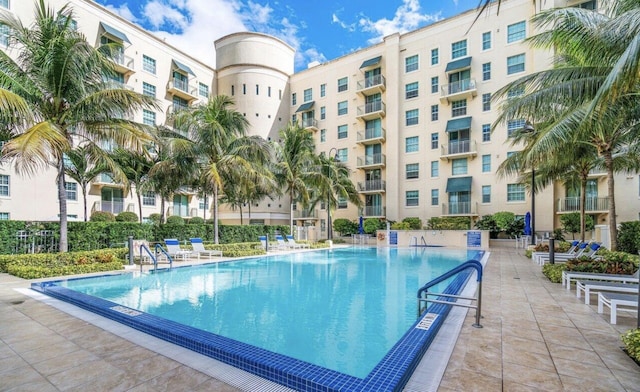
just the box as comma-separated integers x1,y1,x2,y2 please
333,218,358,236
116,212,138,222
560,212,594,239
90,211,115,222
363,218,385,235
166,216,185,225
402,217,423,230
617,221,640,255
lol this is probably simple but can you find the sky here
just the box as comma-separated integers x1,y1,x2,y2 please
93,0,482,71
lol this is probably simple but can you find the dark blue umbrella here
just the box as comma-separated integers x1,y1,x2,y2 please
358,216,364,234
524,212,532,236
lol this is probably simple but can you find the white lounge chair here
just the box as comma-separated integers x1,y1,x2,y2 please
164,238,192,261
189,238,223,260
286,235,310,249
563,269,639,290
597,292,638,324
576,280,638,305
259,235,279,251
275,235,291,250
532,240,580,264
536,242,601,265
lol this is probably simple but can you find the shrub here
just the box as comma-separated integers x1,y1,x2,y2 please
542,263,566,283
116,211,138,222
148,213,162,225
622,328,640,363
90,211,115,222
564,251,638,275
391,221,410,230
427,216,471,230
475,215,499,238
189,217,205,224
166,216,185,225
560,212,594,239
363,218,385,234
333,218,358,236
403,217,423,230
493,211,515,232
1,248,127,277
617,221,640,255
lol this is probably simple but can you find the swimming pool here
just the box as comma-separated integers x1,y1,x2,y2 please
32,247,485,391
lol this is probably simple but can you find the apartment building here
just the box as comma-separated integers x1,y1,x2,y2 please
1,0,638,240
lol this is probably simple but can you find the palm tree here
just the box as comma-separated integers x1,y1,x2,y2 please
0,1,157,251
172,95,273,243
111,148,155,223
64,145,112,222
272,122,317,233
493,1,640,250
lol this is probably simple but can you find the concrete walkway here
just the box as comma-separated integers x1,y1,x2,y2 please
0,247,638,391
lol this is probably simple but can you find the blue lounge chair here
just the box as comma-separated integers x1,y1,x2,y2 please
189,238,222,260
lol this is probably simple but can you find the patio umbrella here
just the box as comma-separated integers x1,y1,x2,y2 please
524,212,532,236
358,216,364,234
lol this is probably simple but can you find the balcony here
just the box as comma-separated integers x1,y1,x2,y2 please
293,210,318,220
441,202,478,216
356,101,386,121
92,199,125,215
588,169,607,178
167,78,198,101
356,127,386,145
440,139,477,160
357,153,386,169
556,197,610,213
112,53,135,76
361,206,386,217
440,78,477,103
301,117,319,131
356,75,386,95
357,180,386,193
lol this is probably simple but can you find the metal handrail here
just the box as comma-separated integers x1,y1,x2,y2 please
417,259,483,328
139,243,155,273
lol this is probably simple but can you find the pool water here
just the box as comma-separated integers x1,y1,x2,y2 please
59,247,480,378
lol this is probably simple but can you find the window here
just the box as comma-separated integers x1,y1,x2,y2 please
292,93,297,106
256,84,259,95
142,55,156,74
507,21,526,43
482,31,491,50
431,189,439,206
320,83,326,97
451,99,467,117
482,93,491,111
507,54,525,74
337,77,348,92
405,55,419,72
304,88,312,102
0,175,9,196
268,86,271,97
406,136,419,153
0,212,8,220
507,119,526,137
320,129,326,143
199,82,209,98
452,158,468,175
142,109,156,126
577,0,597,10
231,85,235,96
243,84,246,94
482,124,491,142
406,191,419,207
336,148,348,162
0,0,8,9
482,154,491,172
320,106,326,120
507,86,524,99
507,184,525,201
142,82,156,97
199,198,209,210
143,191,156,206
65,182,77,201
405,82,419,99
431,105,439,121
482,62,491,81
431,133,439,149
0,23,8,47
430,161,439,177
406,163,419,179
337,124,348,139
431,48,439,65
431,76,439,94
482,186,491,203
405,109,419,126
451,40,467,59
291,114,297,123
337,101,348,116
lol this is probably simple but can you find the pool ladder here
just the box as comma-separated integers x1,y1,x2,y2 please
139,243,173,272
416,259,483,328
409,236,428,247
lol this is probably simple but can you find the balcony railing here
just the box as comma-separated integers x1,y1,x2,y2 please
441,139,477,159
167,78,198,100
362,206,386,217
293,210,317,219
441,202,478,216
357,127,386,144
357,180,386,193
357,153,386,168
356,75,386,94
113,52,135,74
301,117,318,130
557,197,609,213
356,101,386,120
100,198,125,214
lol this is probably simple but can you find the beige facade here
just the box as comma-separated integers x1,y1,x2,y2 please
1,0,638,238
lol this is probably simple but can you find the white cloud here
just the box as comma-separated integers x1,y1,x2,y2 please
103,3,137,22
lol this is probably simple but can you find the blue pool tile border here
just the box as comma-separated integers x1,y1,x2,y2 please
31,250,484,392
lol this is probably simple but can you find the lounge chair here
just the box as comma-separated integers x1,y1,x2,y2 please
286,235,310,249
275,235,291,250
597,292,638,324
164,239,193,261
576,280,638,305
536,242,601,265
259,235,279,251
532,240,580,264
189,238,223,260
563,269,639,290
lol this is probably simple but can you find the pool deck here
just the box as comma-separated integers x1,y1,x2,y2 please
1,246,638,391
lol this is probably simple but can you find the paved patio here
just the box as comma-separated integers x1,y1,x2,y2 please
0,246,638,391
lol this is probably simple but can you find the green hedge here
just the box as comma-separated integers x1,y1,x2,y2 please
622,329,640,363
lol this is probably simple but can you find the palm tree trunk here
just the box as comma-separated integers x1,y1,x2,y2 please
56,159,68,252
213,185,219,244
160,198,166,224
580,177,587,242
604,151,617,251
136,189,143,223
81,183,88,222
239,204,243,225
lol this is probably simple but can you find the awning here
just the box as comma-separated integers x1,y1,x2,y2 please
360,56,382,69
446,177,472,193
446,116,472,132
172,59,195,76
445,56,472,72
99,22,131,44
296,101,315,112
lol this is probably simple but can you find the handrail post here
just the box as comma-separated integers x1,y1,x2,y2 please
473,281,483,328
128,236,134,266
